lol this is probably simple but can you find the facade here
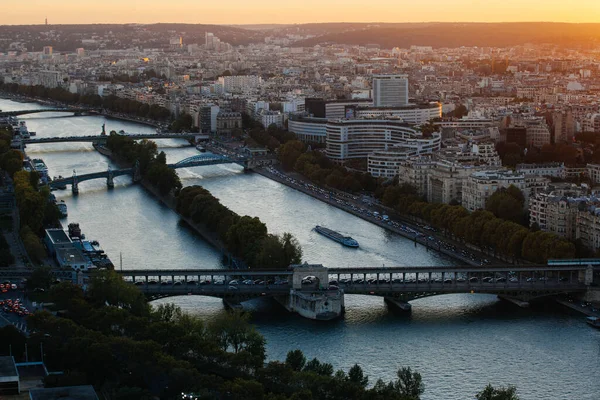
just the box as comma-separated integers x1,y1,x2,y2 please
354,102,441,125
199,105,220,133
259,110,284,128
288,115,328,143
216,111,242,135
529,193,579,239
218,75,262,93
588,163,600,183
368,147,422,178
372,74,409,107
462,170,527,212
525,119,552,148
427,161,484,205
304,98,372,119
325,119,441,163
516,162,565,178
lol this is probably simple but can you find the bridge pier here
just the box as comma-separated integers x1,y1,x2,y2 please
497,295,530,308
72,179,79,195
107,168,114,188
384,297,412,312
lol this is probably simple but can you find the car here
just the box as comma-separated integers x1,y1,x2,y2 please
174,281,182,286
496,277,507,283
456,277,466,283
134,281,144,286
482,277,493,283
242,279,254,285
329,280,338,286
10,284,17,290
229,280,239,286
444,279,453,284
228,285,238,290
328,285,339,291
214,280,225,285
468,277,478,283
526,277,536,282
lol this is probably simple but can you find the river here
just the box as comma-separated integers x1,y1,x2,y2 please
3,98,600,400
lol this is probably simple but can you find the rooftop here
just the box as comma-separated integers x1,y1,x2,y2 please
0,356,18,379
45,229,71,245
29,385,99,400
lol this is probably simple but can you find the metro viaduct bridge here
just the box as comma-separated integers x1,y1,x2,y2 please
115,263,594,307
48,153,256,193
0,108,100,117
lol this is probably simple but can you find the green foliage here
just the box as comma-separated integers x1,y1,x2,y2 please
285,349,306,371
177,185,302,268
27,265,53,290
0,234,15,267
395,367,424,400
87,270,150,316
171,112,194,133
384,182,575,263
485,185,526,225
476,384,520,400
0,149,24,178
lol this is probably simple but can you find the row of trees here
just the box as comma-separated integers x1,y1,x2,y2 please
381,184,576,263
279,140,386,195
0,274,520,399
12,170,60,263
105,134,182,195
177,186,302,269
0,81,172,121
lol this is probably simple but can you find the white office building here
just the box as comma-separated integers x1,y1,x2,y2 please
372,74,409,107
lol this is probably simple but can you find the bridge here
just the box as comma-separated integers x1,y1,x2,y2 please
23,132,206,145
48,154,256,193
115,263,596,319
0,108,100,117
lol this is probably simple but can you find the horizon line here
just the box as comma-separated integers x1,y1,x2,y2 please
1,20,600,27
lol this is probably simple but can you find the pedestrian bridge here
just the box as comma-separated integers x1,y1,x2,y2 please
48,154,255,192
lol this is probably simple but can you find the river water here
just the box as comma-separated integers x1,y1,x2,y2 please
3,99,599,400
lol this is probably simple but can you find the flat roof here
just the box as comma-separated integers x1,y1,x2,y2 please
0,356,18,379
56,247,87,264
29,385,99,400
45,229,71,245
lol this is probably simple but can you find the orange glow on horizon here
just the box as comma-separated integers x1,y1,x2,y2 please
1,0,600,25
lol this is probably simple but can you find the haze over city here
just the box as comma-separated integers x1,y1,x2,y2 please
2,0,600,24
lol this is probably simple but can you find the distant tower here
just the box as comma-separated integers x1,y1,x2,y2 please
45,17,48,25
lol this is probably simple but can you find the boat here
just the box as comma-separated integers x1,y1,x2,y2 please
196,144,206,152
57,201,67,218
586,316,600,329
314,225,359,248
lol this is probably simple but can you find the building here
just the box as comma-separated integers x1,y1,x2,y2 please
30,385,99,400
427,161,484,205
0,356,19,396
398,157,436,197
304,98,372,119
525,118,551,148
43,229,95,271
288,115,328,143
516,163,565,179
588,164,600,184
259,110,284,128
462,170,527,212
216,111,242,136
218,75,262,94
325,119,441,164
529,193,579,239
42,46,53,56
199,104,220,133
354,102,441,125
372,74,409,107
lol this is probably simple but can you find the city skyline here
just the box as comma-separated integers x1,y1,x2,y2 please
1,0,600,25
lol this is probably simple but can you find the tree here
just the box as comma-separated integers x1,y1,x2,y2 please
27,266,53,290
395,367,424,400
476,384,519,400
88,270,149,316
285,349,306,371
348,364,369,388
485,185,526,225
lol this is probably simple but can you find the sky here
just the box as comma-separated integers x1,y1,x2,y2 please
2,0,600,25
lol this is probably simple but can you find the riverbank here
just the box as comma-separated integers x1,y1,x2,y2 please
254,167,499,267
93,146,234,265
0,93,160,128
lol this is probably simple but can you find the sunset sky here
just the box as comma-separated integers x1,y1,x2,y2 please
2,0,600,25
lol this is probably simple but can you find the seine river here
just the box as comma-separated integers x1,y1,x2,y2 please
3,99,600,400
